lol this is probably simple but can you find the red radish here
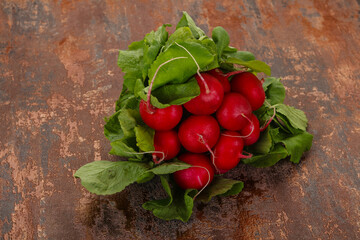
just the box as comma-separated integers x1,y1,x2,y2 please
212,131,244,174
152,130,181,163
183,73,224,115
173,153,214,190
240,114,260,146
231,72,265,111
208,69,231,93
139,100,183,131
216,92,252,131
178,115,220,153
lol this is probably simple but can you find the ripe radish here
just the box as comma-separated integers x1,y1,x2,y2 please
231,72,265,111
178,115,220,153
173,153,214,190
153,130,181,163
216,92,252,131
212,131,244,174
208,68,231,93
139,100,183,131
240,114,260,146
183,73,224,115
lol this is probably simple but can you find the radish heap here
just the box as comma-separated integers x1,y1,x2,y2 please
140,70,265,190
75,12,313,223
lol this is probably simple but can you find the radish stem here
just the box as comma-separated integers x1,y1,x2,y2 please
239,151,253,159
260,107,276,131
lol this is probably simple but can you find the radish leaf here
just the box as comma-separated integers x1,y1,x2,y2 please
278,131,313,163
74,161,150,195
176,11,205,39
134,125,155,152
197,177,244,203
147,160,191,175
275,104,308,132
263,77,286,104
242,144,288,167
212,26,230,61
142,175,196,222
148,41,214,90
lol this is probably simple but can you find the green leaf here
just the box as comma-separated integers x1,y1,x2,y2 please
134,125,155,152
197,177,244,203
142,176,196,222
118,41,145,92
243,144,288,167
226,57,271,76
109,139,141,160
247,127,272,154
150,77,200,106
148,40,214,90
199,38,219,70
224,50,256,62
147,160,191,175
263,78,285,104
118,109,142,138
212,26,230,60
280,131,313,163
142,24,169,79
275,104,308,131
164,27,194,50
176,11,205,39
115,89,139,111
136,172,155,184
104,110,124,142
74,160,150,195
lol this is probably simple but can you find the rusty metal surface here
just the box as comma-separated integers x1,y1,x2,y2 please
1,0,360,239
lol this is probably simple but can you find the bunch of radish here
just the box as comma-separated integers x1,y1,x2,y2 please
140,69,269,192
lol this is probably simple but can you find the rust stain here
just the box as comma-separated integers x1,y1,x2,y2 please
0,144,55,239
55,35,90,86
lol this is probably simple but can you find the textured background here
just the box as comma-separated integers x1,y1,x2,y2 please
1,0,360,239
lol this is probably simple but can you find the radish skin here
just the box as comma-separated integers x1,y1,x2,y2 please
178,115,220,153
139,100,183,131
173,153,214,190
153,130,181,163
184,73,224,115
216,92,252,131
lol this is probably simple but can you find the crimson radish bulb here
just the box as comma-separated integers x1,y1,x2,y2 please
178,115,220,153
212,131,244,174
139,100,183,131
173,153,214,190
208,68,231,93
231,72,265,111
183,73,224,115
240,114,260,146
216,92,252,131
153,130,181,163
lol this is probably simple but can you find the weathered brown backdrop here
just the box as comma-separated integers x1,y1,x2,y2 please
1,0,359,239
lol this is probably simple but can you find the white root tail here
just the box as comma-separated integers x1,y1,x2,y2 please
192,165,211,200
197,134,218,173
